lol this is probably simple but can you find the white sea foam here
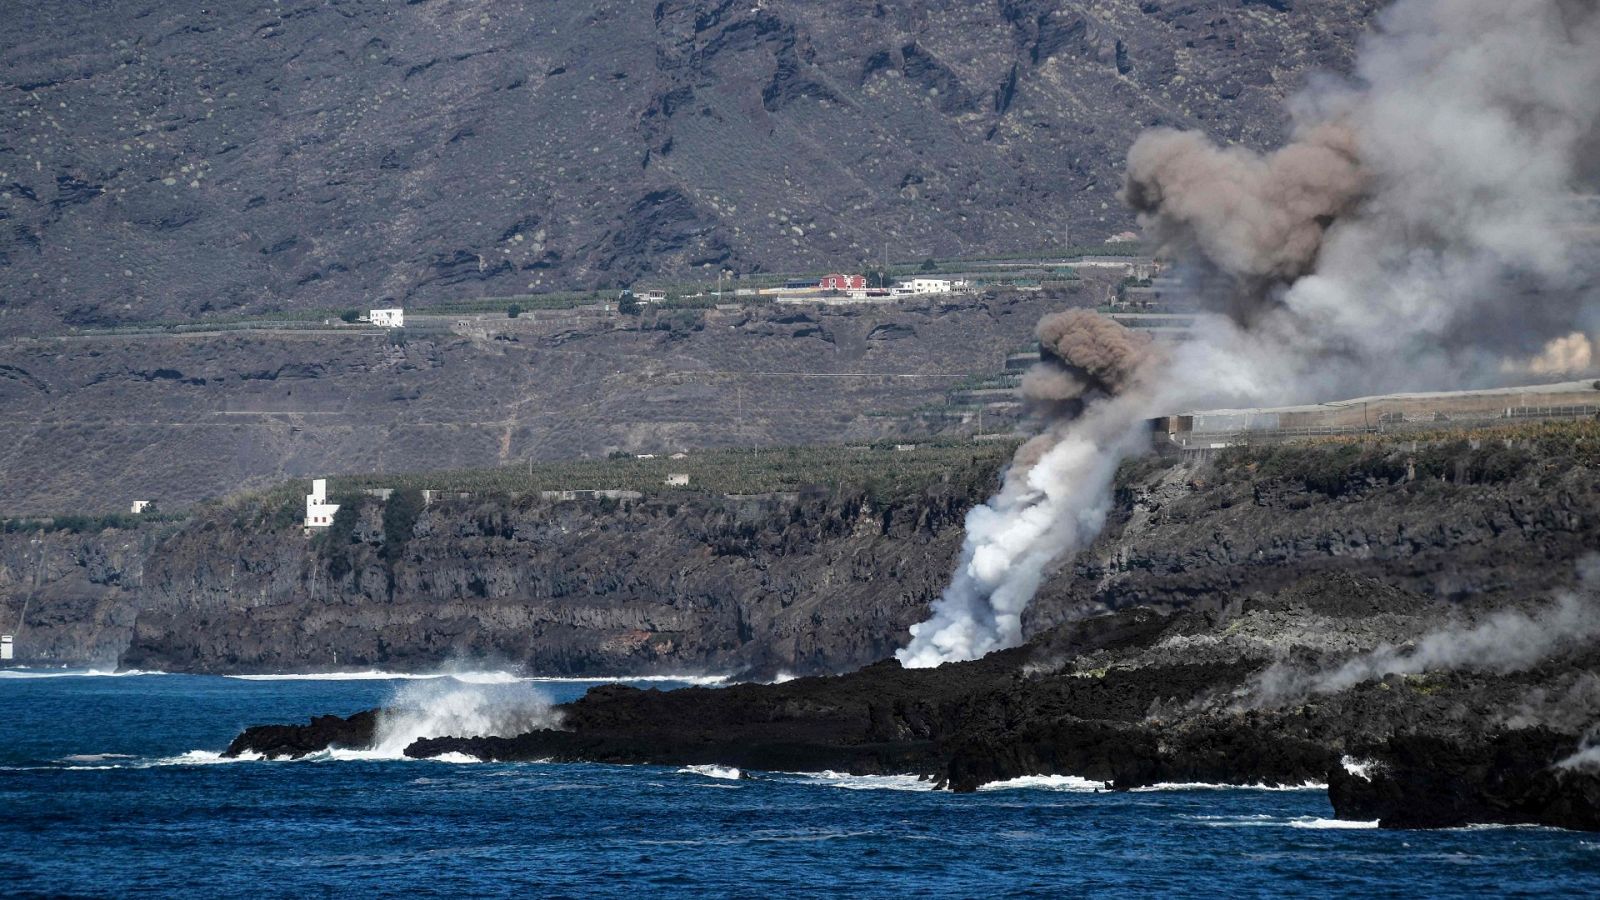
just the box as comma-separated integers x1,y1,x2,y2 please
224,671,728,686
363,679,561,758
1130,780,1327,792
1341,756,1377,781
977,774,1105,792
226,670,523,683
0,668,167,678
1288,818,1380,830
1191,815,1379,830
150,750,263,766
679,764,742,780
793,771,937,791
59,753,136,764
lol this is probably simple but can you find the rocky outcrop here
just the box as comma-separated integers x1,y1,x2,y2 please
225,710,378,760
227,582,1600,830
1329,730,1600,830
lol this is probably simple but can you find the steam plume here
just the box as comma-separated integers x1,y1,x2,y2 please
899,0,1600,668
1255,590,1600,703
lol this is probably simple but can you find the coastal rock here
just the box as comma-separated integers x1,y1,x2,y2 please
224,710,378,760
226,586,1600,832
1328,730,1600,830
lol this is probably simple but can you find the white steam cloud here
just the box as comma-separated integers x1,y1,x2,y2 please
899,0,1600,668
1253,574,1600,703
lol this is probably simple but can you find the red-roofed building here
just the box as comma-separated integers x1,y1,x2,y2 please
819,273,867,291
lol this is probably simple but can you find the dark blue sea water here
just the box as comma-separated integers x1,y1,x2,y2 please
2,671,1597,898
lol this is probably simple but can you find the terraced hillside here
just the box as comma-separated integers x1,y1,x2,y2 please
0,291,1063,514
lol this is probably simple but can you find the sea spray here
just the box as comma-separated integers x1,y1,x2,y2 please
370,679,563,757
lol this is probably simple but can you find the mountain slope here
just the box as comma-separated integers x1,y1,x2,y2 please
1,0,1381,332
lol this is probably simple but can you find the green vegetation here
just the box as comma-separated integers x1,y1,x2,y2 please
618,294,642,316
339,309,361,324
1,511,188,534
506,304,523,318
381,489,425,562
312,440,1022,507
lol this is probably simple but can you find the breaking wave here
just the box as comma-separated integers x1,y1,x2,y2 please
0,668,167,679
366,679,563,758
1187,815,1380,830
789,771,938,792
978,774,1105,792
678,764,742,780
225,671,729,686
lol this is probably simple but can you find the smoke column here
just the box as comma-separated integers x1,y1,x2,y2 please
899,0,1600,668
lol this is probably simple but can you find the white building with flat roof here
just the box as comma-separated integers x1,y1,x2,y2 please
130,500,152,515
305,478,340,529
368,308,405,328
901,278,954,295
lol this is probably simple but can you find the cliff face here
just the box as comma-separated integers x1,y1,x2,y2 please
1027,438,1600,631
0,0,1381,333
0,526,156,668
5,426,1596,676
120,482,978,676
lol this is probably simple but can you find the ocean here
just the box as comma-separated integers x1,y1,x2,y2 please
1,671,1595,897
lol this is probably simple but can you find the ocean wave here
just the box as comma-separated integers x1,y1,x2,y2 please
974,775,1326,792
977,774,1105,792
678,764,742,780
1189,814,1379,830
1288,817,1380,830
791,771,937,791
150,750,265,766
224,671,729,686
1130,780,1328,792
0,668,168,679
59,753,137,764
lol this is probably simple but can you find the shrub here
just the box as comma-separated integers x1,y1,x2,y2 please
382,489,425,562
507,304,522,318
339,309,361,324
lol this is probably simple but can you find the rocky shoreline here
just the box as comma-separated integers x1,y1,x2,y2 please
226,573,1600,831
8,422,1597,679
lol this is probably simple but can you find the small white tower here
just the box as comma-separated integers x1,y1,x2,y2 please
305,479,340,529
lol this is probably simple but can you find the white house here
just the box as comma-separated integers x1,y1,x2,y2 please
368,308,405,328
130,500,152,515
901,278,953,295
665,473,690,487
305,478,340,528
